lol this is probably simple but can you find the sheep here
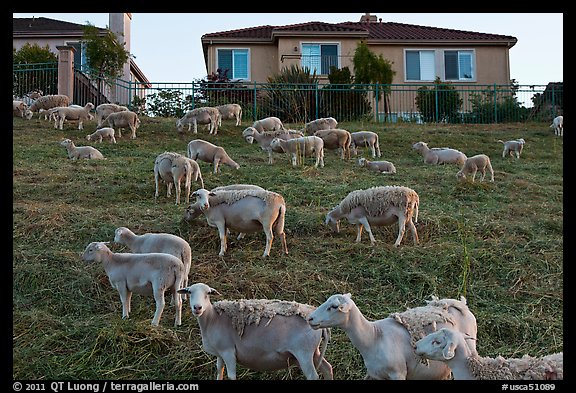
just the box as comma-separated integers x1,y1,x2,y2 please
350,131,381,158
251,116,285,132
176,107,221,135
358,157,396,174
303,117,338,135
550,115,563,137
154,151,204,205
28,94,70,113
325,185,419,247
86,127,117,144
186,139,240,174
313,128,352,160
215,103,242,126
177,282,333,380
412,141,467,166
307,294,478,380
415,327,563,380
13,89,43,107
59,138,105,160
242,127,304,164
457,154,494,183
185,188,288,257
269,136,325,168
498,138,525,159
81,241,184,327
52,102,94,130
103,110,141,139
13,100,28,118
114,226,192,301
95,103,129,127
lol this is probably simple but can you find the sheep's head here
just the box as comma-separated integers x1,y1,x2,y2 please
415,328,457,361
60,139,73,147
183,203,203,221
456,170,466,181
24,110,33,120
81,241,109,263
325,210,340,233
113,227,129,243
412,141,426,151
178,283,221,317
307,293,353,329
191,189,214,211
358,157,367,167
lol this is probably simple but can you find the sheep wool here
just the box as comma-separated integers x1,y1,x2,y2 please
467,352,563,380
209,189,283,207
337,186,418,217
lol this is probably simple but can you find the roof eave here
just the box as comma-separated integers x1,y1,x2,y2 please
367,38,517,48
201,37,273,44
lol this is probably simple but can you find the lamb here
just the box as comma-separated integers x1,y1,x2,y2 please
358,157,396,174
457,154,494,183
86,127,117,144
313,129,352,160
186,139,240,174
185,188,288,257
154,151,204,205
304,117,338,135
350,131,381,158
176,107,221,135
325,185,419,247
412,141,467,166
251,116,285,132
81,241,184,327
415,327,563,380
177,282,333,380
269,136,325,168
103,110,141,139
28,94,70,113
550,115,563,137
95,103,129,127
307,294,478,380
498,138,525,159
216,103,242,126
114,226,192,300
59,138,105,160
242,127,304,164
13,100,28,118
52,102,94,130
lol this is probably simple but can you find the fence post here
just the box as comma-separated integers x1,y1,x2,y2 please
493,83,497,123
253,82,257,121
191,81,195,109
375,84,379,123
315,82,319,120
56,45,76,102
551,84,556,118
434,84,439,123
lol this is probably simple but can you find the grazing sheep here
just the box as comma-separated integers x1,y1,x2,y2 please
28,94,70,113
325,186,419,247
51,102,94,130
177,107,221,135
550,115,563,137
498,138,525,159
186,188,288,257
350,131,381,158
358,157,396,174
177,283,333,380
154,151,204,205
186,139,240,174
252,116,285,132
59,138,105,160
457,154,494,183
270,136,325,168
86,127,117,144
13,100,28,118
242,127,304,164
103,110,141,139
314,129,352,160
82,241,184,327
415,328,563,380
412,141,467,166
95,103,129,127
307,294,478,380
216,103,242,126
13,89,43,107
114,226,192,300
304,117,338,135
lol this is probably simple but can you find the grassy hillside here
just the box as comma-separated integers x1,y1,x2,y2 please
13,115,563,380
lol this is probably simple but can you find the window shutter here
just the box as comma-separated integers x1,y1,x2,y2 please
406,51,420,80
321,44,338,74
233,49,248,79
218,49,233,78
444,51,459,80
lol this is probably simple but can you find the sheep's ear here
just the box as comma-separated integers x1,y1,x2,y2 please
442,338,456,360
209,192,216,197
177,287,191,294
95,243,104,250
208,287,221,296
337,294,352,313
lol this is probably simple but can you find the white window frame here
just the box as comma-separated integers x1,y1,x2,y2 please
442,49,476,82
216,47,251,81
404,48,477,83
300,42,340,75
404,49,437,82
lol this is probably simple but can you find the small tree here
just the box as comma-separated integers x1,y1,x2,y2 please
415,77,462,123
321,66,370,121
81,23,131,82
13,43,58,97
13,43,57,64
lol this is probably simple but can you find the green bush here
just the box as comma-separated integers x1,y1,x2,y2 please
416,78,463,123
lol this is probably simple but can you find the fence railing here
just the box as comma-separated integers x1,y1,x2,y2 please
12,62,58,98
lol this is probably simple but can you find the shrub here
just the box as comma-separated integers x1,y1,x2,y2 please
415,77,462,123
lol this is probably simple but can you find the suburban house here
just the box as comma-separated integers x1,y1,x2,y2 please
13,13,150,105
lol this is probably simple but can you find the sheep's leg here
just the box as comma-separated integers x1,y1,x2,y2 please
408,217,419,245
215,357,226,380
237,233,245,240
355,225,363,242
193,119,198,134
394,215,407,247
174,179,181,205
317,357,334,380
167,182,172,198
117,128,122,138
358,217,376,245
111,135,117,144
154,171,160,202
291,153,297,167
213,158,220,174
262,224,274,257
117,285,131,319
376,144,381,158
218,224,227,256
471,169,477,183
220,350,237,380
78,121,83,130
130,125,136,139
371,144,376,158
479,169,486,182
319,150,324,167
172,287,182,327
151,287,165,327
294,353,319,380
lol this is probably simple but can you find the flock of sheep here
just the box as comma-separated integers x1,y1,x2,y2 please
13,92,563,380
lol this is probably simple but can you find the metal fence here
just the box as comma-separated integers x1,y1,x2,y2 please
12,62,58,98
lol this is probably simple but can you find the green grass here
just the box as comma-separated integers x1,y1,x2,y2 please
13,116,563,380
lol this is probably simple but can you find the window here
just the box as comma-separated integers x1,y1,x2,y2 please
405,50,435,81
67,42,88,71
301,43,339,75
217,49,249,80
444,50,474,80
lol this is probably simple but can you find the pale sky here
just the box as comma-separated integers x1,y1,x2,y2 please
13,13,563,86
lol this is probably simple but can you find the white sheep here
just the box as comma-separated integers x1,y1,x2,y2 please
498,138,525,159
28,94,70,113
242,127,304,164
186,188,288,257
457,154,494,183
307,294,478,380
95,103,129,127
269,136,325,168
412,141,467,166
86,127,117,144
358,157,396,174
59,138,105,160
103,110,141,139
415,327,563,380
350,131,381,158
304,117,338,135
154,151,204,205
186,139,240,174
550,115,563,137
252,116,285,132
51,103,94,130
13,100,28,118
313,129,352,160
215,103,242,126
114,226,192,300
176,107,221,135
326,186,419,247
177,283,333,380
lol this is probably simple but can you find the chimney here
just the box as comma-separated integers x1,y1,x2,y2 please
359,13,378,23
109,13,132,81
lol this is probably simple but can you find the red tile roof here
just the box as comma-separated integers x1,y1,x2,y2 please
13,17,107,35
